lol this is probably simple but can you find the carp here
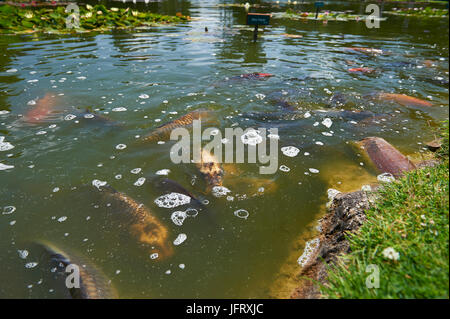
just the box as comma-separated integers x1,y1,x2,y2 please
36,240,117,299
347,67,375,74
141,109,213,143
24,93,61,123
97,185,173,259
376,93,432,107
196,148,224,191
358,137,416,177
345,47,384,55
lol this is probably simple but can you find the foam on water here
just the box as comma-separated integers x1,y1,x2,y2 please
281,146,300,157
234,209,249,219
115,144,127,150
171,211,187,226
321,118,333,128
134,177,146,186
2,206,16,215
156,169,170,176
64,114,76,121
0,136,14,152
212,186,231,197
155,193,191,208
0,163,14,170
241,129,263,145
18,250,29,259
112,107,127,112
297,238,320,267
173,233,187,246
150,253,159,260
309,168,320,174
92,179,107,190
279,165,290,172
25,262,38,269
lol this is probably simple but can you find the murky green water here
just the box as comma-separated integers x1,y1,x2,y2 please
0,0,448,298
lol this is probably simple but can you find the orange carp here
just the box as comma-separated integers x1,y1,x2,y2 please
358,137,416,177
24,93,60,123
345,47,384,55
196,148,224,191
348,67,375,74
377,93,432,107
142,109,213,143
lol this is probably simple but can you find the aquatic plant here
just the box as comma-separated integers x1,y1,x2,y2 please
385,7,449,17
0,4,190,34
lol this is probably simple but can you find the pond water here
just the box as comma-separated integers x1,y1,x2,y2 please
0,0,448,298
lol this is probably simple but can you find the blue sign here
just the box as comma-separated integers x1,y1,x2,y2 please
315,1,324,8
247,13,271,26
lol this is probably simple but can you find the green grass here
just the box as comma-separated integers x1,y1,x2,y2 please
321,123,449,299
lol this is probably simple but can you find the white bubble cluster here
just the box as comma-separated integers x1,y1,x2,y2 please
211,186,231,198
321,118,333,128
297,238,320,267
241,129,263,145
309,168,320,174
0,163,14,170
0,136,14,152
18,250,29,259
156,169,170,176
281,146,300,157
133,177,146,187
112,107,127,112
92,179,107,190
279,165,290,172
154,192,191,208
150,253,159,260
234,209,249,219
139,94,149,99
25,262,38,269
171,211,187,226
64,114,76,121
173,233,187,246
2,206,16,215
115,144,127,150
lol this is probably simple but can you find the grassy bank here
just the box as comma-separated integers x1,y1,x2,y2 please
322,122,449,298
0,4,190,34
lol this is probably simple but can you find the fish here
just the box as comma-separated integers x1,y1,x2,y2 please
345,47,384,55
35,240,117,299
358,137,416,177
24,93,61,123
141,109,213,143
347,67,375,74
150,177,205,208
283,33,303,38
196,148,224,191
96,185,173,259
230,72,274,81
376,93,433,107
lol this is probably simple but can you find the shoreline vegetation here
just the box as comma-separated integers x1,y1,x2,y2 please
0,3,190,34
291,122,449,299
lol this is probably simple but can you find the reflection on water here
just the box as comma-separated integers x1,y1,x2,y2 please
0,0,448,298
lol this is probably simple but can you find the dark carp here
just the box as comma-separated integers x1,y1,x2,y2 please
96,185,173,260
358,137,416,177
36,240,117,299
141,109,214,143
